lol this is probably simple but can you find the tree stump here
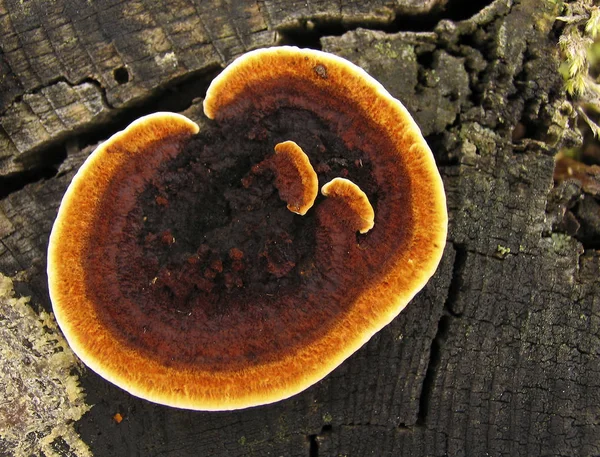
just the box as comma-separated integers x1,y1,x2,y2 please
1,0,598,456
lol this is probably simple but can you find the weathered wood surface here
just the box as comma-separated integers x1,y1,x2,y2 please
1,0,599,456
0,0,450,177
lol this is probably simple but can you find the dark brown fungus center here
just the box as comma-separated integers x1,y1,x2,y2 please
94,108,381,370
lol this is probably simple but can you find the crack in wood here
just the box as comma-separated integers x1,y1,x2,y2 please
444,243,469,317
308,433,319,457
0,65,221,198
307,425,332,457
417,243,466,425
417,313,450,426
277,0,495,50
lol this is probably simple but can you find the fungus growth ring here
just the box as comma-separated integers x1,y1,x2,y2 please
47,46,447,411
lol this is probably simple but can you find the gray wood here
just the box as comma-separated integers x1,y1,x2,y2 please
1,0,599,456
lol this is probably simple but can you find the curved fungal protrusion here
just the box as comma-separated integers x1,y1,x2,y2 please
268,140,319,215
321,177,374,234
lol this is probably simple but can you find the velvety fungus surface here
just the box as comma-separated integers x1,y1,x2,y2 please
321,177,375,234
268,140,318,215
48,47,447,411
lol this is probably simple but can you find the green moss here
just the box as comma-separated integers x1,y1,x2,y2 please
374,42,399,59
322,412,333,423
551,232,575,254
496,245,511,258
238,436,246,446
556,0,600,135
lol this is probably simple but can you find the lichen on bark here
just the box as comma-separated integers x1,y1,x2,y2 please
0,273,91,457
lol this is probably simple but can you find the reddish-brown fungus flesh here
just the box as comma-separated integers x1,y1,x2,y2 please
321,177,375,234
265,140,319,215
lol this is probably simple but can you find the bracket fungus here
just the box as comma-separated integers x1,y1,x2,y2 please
48,47,447,411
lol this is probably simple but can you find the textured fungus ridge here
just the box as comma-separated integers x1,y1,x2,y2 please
48,47,447,411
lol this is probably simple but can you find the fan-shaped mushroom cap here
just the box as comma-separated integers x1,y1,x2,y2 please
48,47,447,411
